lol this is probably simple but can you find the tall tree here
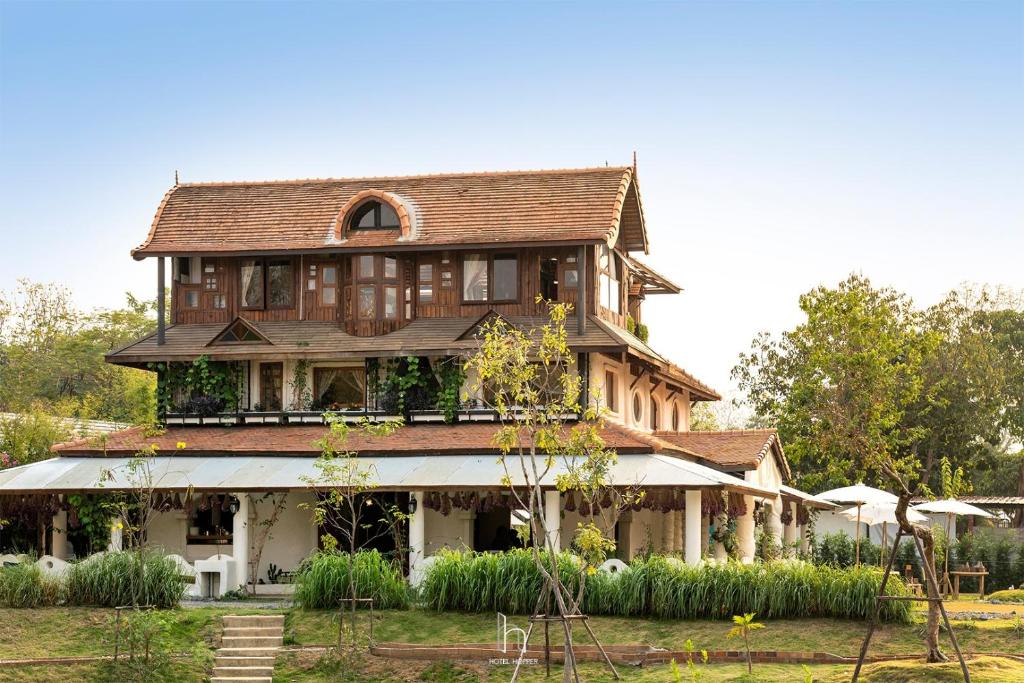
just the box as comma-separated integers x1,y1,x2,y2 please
0,280,157,424
733,274,1013,662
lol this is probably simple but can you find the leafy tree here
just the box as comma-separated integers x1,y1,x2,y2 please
464,299,638,680
733,274,1016,662
300,415,403,648
0,409,72,466
0,280,157,424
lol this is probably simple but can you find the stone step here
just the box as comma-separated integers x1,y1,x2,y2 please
222,614,284,628
216,647,281,658
222,626,283,637
221,635,283,648
215,656,277,667
211,666,275,679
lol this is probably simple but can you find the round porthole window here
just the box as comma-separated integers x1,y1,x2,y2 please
632,391,643,424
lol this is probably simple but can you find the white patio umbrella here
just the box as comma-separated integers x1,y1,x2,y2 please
911,498,994,578
838,503,927,565
818,484,898,565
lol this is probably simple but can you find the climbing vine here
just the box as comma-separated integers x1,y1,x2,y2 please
148,355,242,417
436,357,466,423
290,360,313,410
68,494,119,554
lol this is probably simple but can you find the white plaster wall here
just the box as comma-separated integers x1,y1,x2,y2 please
250,492,319,581
424,507,474,556
745,453,784,497
147,510,187,556
587,355,691,433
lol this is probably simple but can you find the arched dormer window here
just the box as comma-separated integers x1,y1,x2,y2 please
335,190,414,241
350,200,401,231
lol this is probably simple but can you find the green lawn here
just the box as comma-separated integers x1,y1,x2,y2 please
1,607,1022,682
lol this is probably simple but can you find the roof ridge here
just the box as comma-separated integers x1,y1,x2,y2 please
175,165,633,188
673,428,777,435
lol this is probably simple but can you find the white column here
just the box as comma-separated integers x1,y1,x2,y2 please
457,510,475,549
783,501,800,551
232,494,250,590
661,506,675,553
409,492,426,573
736,495,756,563
109,515,123,552
51,509,69,559
768,497,784,556
544,490,561,551
685,489,702,565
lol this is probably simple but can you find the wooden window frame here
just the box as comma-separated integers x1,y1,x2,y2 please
604,370,618,413
459,251,519,305
313,366,367,409
239,257,296,311
350,254,402,322
417,258,437,304
258,362,284,411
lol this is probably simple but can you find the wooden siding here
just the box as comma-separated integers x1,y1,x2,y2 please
172,246,603,327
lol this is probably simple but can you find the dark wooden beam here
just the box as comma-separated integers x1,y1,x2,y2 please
576,245,586,337
157,257,166,346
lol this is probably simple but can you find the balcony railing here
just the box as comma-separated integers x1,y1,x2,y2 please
163,406,579,426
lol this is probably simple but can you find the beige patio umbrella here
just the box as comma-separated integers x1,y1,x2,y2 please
838,503,927,565
818,483,898,565
911,498,994,581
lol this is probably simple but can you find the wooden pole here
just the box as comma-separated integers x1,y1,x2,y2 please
855,503,862,566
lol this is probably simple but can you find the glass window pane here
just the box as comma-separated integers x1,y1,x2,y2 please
213,294,226,309
383,286,398,319
418,263,433,283
441,271,453,287
384,257,397,279
462,255,488,301
358,286,376,318
268,260,293,308
184,290,199,308
565,269,578,288
307,278,316,291
419,284,433,303
322,287,336,305
379,203,400,228
355,203,377,228
315,368,365,410
358,255,375,279
323,265,337,285
240,259,264,308
599,274,611,310
493,254,517,300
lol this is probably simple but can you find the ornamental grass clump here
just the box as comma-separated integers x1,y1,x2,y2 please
293,550,409,610
419,552,913,623
65,550,186,608
0,561,62,607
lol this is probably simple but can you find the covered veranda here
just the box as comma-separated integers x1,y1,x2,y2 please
0,451,802,596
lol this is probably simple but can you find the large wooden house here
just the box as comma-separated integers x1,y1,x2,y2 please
0,166,830,596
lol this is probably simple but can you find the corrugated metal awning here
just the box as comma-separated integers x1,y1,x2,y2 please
0,454,776,497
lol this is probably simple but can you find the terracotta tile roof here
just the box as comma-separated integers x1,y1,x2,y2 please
654,429,791,480
106,315,626,365
52,421,670,457
132,166,648,259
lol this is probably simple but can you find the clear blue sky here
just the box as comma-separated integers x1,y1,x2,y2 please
1,1,1021,395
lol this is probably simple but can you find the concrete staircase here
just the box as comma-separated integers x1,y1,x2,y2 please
210,614,284,682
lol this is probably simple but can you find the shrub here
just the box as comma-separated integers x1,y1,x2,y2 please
293,550,409,610
65,550,187,608
988,589,1024,603
419,551,912,623
0,561,62,607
